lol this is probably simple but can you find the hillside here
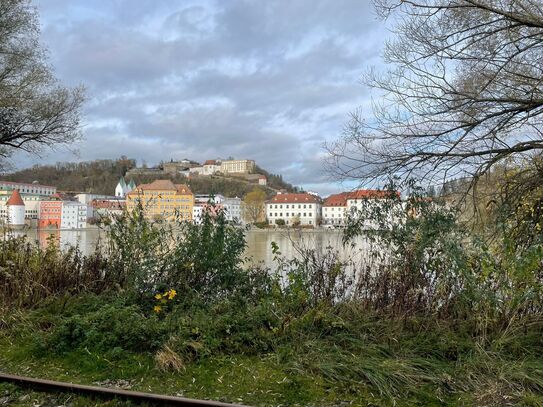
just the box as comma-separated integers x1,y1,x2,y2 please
0,157,297,198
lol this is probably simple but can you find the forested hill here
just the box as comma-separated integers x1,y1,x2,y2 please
0,158,297,197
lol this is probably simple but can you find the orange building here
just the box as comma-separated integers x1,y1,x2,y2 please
38,201,63,228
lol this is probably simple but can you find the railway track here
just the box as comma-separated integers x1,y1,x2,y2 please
0,372,248,406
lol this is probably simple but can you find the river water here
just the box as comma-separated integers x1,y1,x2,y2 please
10,228,369,269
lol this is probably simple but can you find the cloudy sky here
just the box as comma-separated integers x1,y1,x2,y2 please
17,0,388,195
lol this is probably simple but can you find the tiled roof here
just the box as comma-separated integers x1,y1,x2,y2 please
204,160,217,165
323,190,399,206
6,190,24,206
323,192,349,207
92,199,126,209
128,180,192,195
270,193,320,204
135,180,176,191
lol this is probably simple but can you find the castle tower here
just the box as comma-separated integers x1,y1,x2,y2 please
6,189,25,226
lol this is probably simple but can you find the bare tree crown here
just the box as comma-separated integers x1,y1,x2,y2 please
328,0,543,184
0,0,84,167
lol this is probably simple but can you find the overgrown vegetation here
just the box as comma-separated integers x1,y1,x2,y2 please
1,183,543,406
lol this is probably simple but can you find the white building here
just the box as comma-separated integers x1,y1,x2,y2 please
192,204,204,224
115,177,135,198
189,166,205,176
61,201,87,229
0,181,56,196
76,193,116,219
223,197,242,223
202,160,221,175
192,195,241,224
322,193,348,226
266,193,321,227
220,159,255,174
322,190,400,229
5,190,26,226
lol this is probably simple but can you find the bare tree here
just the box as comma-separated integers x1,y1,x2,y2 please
327,0,543,185
0,0,84,167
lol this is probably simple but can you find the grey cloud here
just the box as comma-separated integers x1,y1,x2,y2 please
22,0,387,195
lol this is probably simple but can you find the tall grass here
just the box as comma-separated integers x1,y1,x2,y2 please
0,234,109,308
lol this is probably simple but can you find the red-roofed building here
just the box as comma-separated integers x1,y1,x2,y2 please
322,190,400,227
322,192,349,226
202,159,221,175
266,192,322,227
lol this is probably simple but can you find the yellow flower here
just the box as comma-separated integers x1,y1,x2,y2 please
153,305,162,313
155,293,163,300
168,289,177,300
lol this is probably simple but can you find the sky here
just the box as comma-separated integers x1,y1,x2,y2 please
15,0,388,196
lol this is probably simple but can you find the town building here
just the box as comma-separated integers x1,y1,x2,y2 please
92,199,126,220
194,194,242,223
192,202,223,224
345,190,400,229
126,180,194,222
266,193,322,226
115,177,135,198
322,193,349,226
322,190,400,228
202,160,221,175
223,197,242,223
220,159,255,174
60,201,87,229
76,193,117,219
0,190,54,221
0,181,56,196
38,199,88,229
258,175,267,186
38,200,63,229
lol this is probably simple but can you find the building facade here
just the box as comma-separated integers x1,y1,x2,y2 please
202,160,221,175
322,193,348,226
126,180,194,221
220,159,255,174
266,193,322,226
38,201,63,229
0,181,56,196
223,197,242,223
322,190,400,228
60,201,88,229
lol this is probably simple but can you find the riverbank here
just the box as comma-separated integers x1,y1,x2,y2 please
2,202,542,406
2,293,543,406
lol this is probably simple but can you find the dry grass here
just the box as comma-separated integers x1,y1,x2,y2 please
155,344,185,372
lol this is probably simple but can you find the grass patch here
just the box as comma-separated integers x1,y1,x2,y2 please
2,295,543,406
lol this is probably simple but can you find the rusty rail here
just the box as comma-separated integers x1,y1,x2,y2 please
0,372,248,406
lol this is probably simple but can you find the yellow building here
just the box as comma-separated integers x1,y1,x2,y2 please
126,180,193,221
